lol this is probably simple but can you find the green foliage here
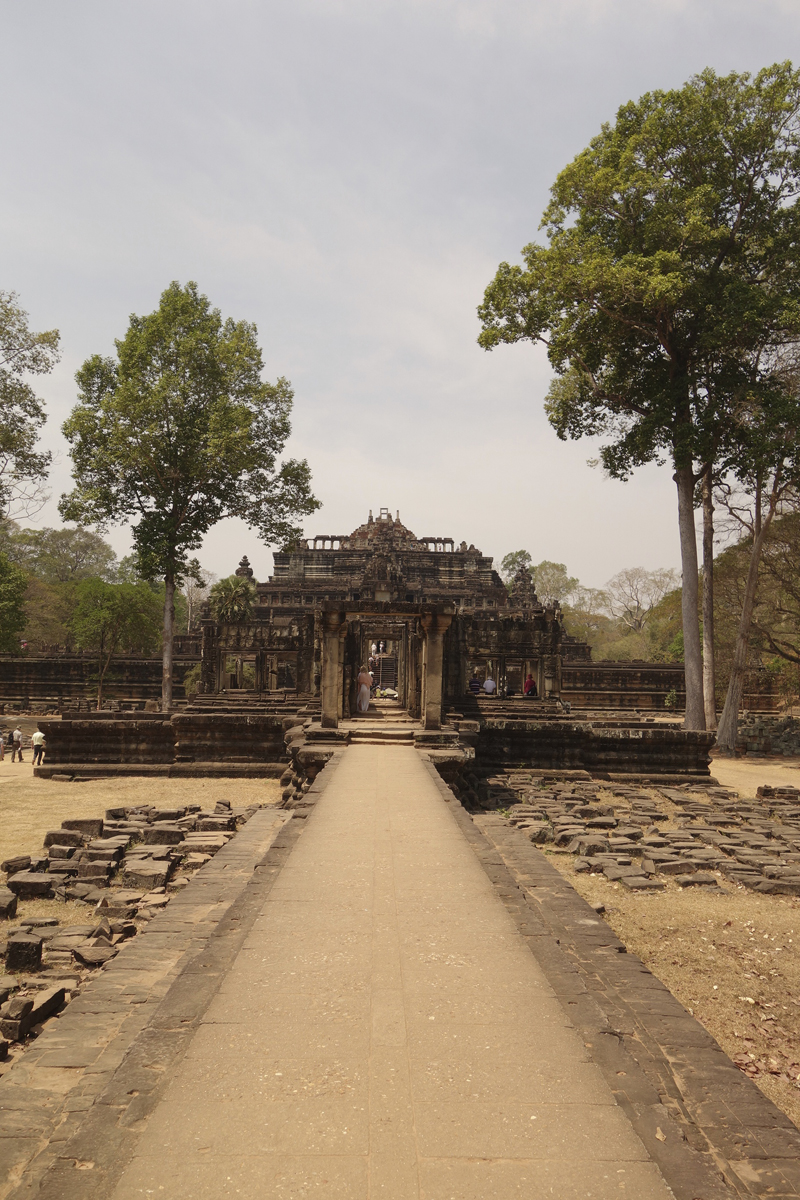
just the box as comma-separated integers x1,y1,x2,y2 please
0,551,27,651
60,281,319,582
0,292,60,519
209,575,256,623
532,560,579,606
60,281,318,707
479,63,800,477
1,524,118,583
71,578,162,707
182,662,203,697
500,549,533,583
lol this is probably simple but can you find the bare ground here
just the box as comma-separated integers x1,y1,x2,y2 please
544,754,800,1128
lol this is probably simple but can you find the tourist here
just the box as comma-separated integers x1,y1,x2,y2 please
0,729,5,760
31,728,45,766
356,665,372,714
11,727,24,762
524,673,538,698
483,676,496,694
468,671,482,695
370,641,377,657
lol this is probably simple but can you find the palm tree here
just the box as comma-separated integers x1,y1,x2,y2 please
209,575,256,623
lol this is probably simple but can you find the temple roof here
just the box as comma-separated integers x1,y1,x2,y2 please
345,508,426,551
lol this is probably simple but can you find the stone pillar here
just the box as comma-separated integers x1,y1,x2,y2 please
420,613,453,730
321,612,347,728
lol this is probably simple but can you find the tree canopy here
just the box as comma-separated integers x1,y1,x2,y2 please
71,578,162,708
60,281,319,708
0,551,27,652
0,292,60,519
209,575,257,623
478,62,800,729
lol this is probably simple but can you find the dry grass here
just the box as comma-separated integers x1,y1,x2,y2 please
0,759,281,930
540,754,800,1128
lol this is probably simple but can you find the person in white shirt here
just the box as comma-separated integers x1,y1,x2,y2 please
11,727,24,763
483,676,496,694
31,729,45,766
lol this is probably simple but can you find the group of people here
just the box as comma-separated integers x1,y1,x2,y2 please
468,671,538,698
0,727,45,765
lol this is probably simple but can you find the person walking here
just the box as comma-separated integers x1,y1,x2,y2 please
31,729,45,767
356,665,372,714
11,727,24,763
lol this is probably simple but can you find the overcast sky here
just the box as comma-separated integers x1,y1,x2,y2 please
3,1,798,587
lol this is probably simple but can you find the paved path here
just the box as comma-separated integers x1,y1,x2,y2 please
110,748,674,1199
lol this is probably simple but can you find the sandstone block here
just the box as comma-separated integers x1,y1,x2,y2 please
676,872,718,887
123,861,170,889
6,872,54,900
47,845,75,860
62,818,104,837
73,945,117,967
0,889,17,919
43,830,83,848
620,876,666,890
143,826,184,845
0,855,31,874
5,934,43,972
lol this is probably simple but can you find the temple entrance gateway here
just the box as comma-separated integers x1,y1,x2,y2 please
199,507,564,724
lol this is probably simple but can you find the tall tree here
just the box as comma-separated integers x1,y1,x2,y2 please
713,379,800,749
478,64,800,729
532,560,579,607
604,567,680,632
500,549,533,584
0,292,60,519
60,282,319,710
71,579,162,709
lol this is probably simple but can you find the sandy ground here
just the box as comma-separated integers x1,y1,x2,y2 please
0,761,281,929
544,756,800,1128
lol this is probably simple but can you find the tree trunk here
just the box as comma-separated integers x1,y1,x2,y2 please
715,535,766,751
701,468,717,731
675,465,705,730
162,571,175,712
716,479,776,752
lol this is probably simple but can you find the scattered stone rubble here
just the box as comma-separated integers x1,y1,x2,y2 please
0,796,260,1065
471,772,800,895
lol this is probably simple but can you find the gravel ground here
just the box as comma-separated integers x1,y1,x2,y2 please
545,754,800,1129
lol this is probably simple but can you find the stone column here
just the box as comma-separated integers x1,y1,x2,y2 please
321,612,347,728
420,613,453,730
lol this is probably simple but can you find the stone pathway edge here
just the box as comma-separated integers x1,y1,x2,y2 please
418,754,800,1200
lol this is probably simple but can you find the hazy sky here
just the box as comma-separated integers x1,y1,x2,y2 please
3,1,798,587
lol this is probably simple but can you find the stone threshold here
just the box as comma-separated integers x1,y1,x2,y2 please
419,755,800,1200
0,774,342,1200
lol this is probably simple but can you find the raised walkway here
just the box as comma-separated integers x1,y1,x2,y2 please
106,746,672,1199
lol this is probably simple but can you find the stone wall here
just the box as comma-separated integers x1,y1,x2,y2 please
0,652,200,710
37,708,293,771
470,717,714,776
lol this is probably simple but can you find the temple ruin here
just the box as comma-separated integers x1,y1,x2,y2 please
199,506,565,728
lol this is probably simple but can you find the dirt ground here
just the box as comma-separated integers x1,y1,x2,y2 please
0,760,281,929
544,755,800,1128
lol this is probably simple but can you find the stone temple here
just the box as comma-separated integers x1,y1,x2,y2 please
38,507,715,778
199,506,565,729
